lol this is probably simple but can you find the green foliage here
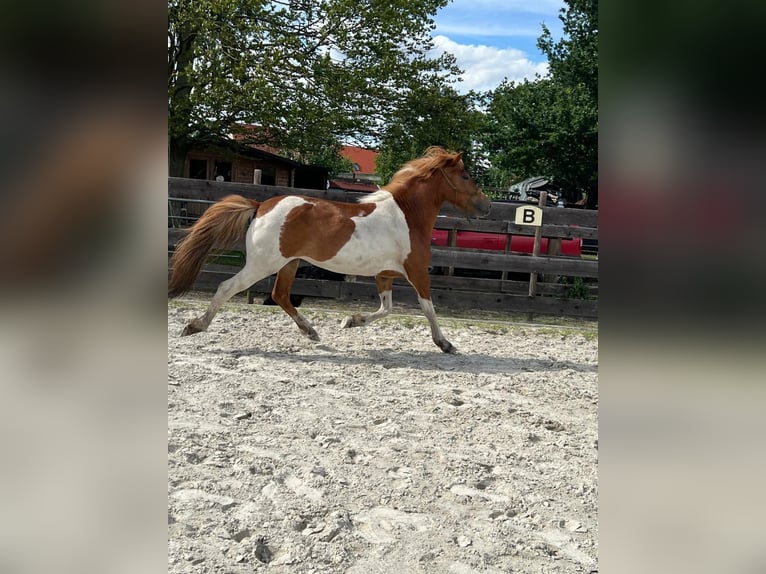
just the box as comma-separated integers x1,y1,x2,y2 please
376,85,481,183
168,0,457,175
478,0,598,206
538,0,598,102
284,144,353,178
560,276,591,300
307,149,354,178
471,161,519,192
206,250,245,267
480,78,597,202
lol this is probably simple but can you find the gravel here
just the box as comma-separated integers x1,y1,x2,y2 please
168,296,598,573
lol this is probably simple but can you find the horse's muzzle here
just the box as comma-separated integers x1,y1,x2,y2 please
470,194,492,218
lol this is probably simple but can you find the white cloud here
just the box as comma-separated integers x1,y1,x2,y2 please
432,35,548,93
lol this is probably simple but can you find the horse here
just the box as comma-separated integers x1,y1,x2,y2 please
168,146,491,353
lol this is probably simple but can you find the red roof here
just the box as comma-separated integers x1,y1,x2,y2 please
340,146,378,174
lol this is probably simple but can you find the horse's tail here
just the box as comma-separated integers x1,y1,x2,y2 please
168,195,259,298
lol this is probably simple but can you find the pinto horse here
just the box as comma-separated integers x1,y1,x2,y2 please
168,146,491,353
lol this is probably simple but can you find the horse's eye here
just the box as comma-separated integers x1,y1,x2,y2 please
461,172,469,180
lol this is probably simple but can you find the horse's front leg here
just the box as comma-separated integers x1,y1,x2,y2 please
341,275,394,328
405,266,456,354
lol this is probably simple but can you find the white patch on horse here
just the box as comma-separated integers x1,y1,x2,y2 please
247,196,307,269
417,296,452,351
359,189,392,204
305,191,411,277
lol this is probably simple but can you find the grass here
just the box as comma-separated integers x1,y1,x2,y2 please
206,250,246,266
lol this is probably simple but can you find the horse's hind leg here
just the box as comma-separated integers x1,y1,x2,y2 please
271,260,320,341
181,264,270,336
341,275,394,328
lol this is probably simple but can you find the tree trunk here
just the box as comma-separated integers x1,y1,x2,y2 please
169,139,190,177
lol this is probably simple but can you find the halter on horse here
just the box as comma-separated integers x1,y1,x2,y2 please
168,146,491,353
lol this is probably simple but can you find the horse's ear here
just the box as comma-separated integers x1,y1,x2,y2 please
451,152,464,165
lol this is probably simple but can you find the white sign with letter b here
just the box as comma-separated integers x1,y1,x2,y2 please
514,205,543,227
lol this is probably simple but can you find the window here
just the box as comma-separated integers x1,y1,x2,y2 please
261,166,276,186
214,161,232,182
189,158,207,179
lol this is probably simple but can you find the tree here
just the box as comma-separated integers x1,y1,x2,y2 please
376,84,480,184
481,78,596,203
538,0,597,103
290,143,353,178
168,0,458,176
479,0,598,206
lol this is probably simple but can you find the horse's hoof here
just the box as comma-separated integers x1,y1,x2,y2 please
306,328,320,342
341,314,364,328
180,320,205,336
438,340,457,354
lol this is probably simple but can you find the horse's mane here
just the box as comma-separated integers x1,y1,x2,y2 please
387,146,462,188
358,146,461,204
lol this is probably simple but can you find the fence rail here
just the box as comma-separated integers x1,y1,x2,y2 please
168,178,598,318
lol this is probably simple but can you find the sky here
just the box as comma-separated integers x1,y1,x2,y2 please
431,0,566,93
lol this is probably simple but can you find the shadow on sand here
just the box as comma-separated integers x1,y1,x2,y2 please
211,345,597,376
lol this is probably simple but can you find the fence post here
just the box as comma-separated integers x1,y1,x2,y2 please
545,237,561,284
447,228,457,276
501,223,512,281
528,191,547,297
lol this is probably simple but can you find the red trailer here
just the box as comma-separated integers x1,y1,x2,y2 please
431,229,582,256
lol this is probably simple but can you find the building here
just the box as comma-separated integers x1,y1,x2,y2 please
338,146,380,183
329,145,381,193
172,137,328,225
183,137,328,190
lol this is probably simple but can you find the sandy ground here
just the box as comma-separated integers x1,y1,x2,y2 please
168,294,598,573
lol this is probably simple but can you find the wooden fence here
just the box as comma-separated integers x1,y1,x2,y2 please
168,178,598,318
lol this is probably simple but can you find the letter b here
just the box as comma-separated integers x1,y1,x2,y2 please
522,209,535,223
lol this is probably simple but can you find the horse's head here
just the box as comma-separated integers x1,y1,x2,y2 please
438,152,491,217
387,147,492,217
